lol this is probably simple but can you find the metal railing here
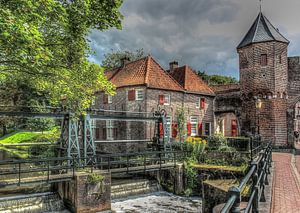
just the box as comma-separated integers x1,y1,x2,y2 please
220,141,272,213
0,150,186,187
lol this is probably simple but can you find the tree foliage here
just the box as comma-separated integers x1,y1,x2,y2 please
101,49,145,70
0,0,123,111
197,71,238,86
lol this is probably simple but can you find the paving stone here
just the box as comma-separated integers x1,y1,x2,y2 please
271,153,300,213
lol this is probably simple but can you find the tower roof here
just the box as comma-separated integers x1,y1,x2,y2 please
237,12,289,49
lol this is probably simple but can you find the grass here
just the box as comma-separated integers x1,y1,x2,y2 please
0,128,60,159
0,146,29,158
0,128,59,145
192,163,248,173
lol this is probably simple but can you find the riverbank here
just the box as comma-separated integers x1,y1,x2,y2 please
111,191,202,213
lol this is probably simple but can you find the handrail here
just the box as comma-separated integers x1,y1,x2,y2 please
221,141,272,213
0,150,186,186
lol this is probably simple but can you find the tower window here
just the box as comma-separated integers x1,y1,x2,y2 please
279,54,282,64
261,54,268,66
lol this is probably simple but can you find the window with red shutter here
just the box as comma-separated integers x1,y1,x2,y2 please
159,95,165,105
187,122,192,136
159,123,164,138
128,90,136,101
172,123,178,138
198,123,202,136
200,98,206,109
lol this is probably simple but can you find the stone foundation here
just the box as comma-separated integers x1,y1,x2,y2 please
58,171,111,213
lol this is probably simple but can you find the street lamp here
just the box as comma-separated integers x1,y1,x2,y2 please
255,98,262,135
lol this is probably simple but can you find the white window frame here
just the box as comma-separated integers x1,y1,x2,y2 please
108,95,112,104
196,98,200,109
106,120,114,140
190,116,198,137
204,122,211,136
164,94,171,106
165,116,172,138
136,89,144,101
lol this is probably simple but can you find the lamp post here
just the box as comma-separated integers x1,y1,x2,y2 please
255,98,262,135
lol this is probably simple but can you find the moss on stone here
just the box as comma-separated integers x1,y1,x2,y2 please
192,164,248,173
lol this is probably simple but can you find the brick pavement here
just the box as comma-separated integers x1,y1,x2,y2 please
271,153,300,213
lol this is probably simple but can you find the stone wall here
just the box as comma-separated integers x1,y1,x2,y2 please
58,171,111,213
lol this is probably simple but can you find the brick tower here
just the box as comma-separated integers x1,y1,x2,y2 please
237,12,289,146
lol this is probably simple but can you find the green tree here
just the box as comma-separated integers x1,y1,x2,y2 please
198,71,238,86
0,0,123,111
102,49,145,69
175,107,186,143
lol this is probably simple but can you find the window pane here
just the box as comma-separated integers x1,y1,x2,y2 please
108,96,112,104
136,90,144,100
165,116,171,137
205,123,210,136
190,117,198,136
164,95,170,105
196,98,200,108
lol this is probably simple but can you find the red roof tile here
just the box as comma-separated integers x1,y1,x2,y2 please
211,84,240,94
104,56,184,91
170,65,215,95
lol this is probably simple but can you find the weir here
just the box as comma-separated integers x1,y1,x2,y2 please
0,192,65,213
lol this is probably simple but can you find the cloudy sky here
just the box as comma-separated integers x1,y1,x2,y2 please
89,0,300,79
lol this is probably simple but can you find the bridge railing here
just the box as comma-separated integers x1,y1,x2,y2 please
220,141,272,213
0,150,187,187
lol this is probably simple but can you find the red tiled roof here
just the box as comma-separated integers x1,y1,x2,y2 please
211,84,240,94
104,56,184,91
170,65,215,95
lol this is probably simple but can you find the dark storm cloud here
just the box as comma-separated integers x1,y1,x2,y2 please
89,0,300,79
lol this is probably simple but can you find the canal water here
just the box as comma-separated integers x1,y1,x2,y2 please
111,191,202,213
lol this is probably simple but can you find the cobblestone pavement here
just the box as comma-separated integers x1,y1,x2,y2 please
271,153,300,213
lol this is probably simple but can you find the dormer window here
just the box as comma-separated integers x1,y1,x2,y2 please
261,54,268,66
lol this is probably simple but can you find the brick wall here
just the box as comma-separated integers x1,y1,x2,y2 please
93,86,215,153
287,56,300,145
238,41,288,146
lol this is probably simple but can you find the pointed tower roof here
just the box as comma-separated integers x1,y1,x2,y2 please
237,12,289,49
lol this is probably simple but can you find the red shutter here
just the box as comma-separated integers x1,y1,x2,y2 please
231,120,237,137
159,95,165,105
172,123,178,138
103,95,108,104
200,98,206,109
128,90,136,101
198,123,202,136
159,123,164,138
187,122,192,136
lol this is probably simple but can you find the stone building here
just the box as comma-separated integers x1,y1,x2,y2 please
93,56,215,153
93,12,300,150
214,12,300,147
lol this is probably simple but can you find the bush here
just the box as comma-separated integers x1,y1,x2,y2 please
207,134,227,150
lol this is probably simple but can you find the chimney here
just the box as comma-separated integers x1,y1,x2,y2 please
169,61,178,72
121,56,130,68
